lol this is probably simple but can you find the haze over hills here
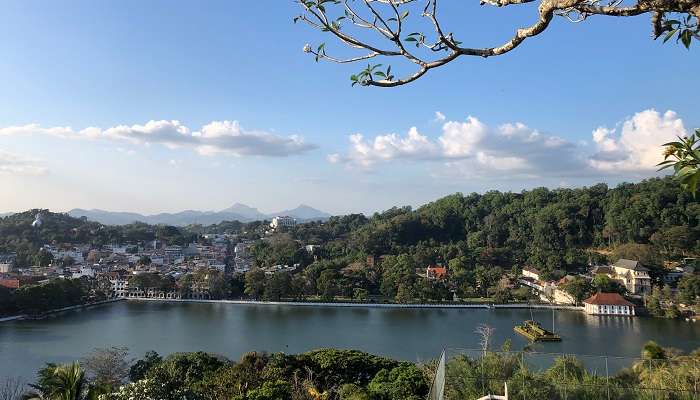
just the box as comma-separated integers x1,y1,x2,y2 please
66,204,332,226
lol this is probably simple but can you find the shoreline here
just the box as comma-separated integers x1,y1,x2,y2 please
0,298,125,323
0,298,584,324
126,297,584,311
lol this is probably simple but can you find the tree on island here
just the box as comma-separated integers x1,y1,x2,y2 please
295,0,698,87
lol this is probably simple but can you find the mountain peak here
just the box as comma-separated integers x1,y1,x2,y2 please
271,204,331,220
220,203,266,220
221,202,259,212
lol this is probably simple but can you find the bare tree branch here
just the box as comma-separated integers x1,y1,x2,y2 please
296,0,699,87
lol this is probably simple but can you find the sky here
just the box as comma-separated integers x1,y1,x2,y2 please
0,0,698,216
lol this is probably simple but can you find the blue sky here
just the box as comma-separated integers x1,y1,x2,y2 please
0,0,697,215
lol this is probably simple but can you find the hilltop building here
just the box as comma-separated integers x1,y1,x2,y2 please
270,216,296,230
592,259,651,295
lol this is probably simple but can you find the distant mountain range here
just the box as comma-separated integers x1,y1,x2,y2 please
67,203,332,226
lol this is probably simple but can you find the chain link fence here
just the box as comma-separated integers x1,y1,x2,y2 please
427,348,700,400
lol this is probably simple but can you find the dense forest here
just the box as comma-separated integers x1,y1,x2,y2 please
287,177,700,272
244,177,700,304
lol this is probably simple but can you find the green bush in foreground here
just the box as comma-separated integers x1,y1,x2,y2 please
16,343,700,400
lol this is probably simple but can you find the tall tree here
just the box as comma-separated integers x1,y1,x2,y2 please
81,347,130,389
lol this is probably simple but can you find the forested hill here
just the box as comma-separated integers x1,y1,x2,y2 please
293,176,699,273
3,176,697,274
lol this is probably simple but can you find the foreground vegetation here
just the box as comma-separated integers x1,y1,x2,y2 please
446,341,700,400
4,341,700,400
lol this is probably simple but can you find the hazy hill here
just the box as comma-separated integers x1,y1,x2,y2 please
270,204,332,220
219,203,267,221
68,204,332,226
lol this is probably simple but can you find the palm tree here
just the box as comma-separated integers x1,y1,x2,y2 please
51,363,86,400
23,362,97,400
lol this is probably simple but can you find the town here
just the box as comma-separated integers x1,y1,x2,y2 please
2,186,699,321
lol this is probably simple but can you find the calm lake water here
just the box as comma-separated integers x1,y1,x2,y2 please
1,301,699,380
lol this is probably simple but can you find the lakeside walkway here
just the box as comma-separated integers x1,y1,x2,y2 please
1,298,583,324
127,297,584,311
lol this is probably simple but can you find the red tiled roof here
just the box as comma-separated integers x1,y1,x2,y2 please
0,278,20,289
583,292,634,307
427,266,447,278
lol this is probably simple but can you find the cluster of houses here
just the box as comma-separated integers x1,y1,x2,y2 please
0,234,241,300
519,258,657,316
261,264,299,276
418,257,695,317
233,240,255,273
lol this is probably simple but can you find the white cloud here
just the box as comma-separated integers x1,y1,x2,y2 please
474,151,529,171
338,127,441,168
589,110,687,172
439,117,488,157
330,109,688,181
0,150,48,175
434,111,446,122
102,120,193,148
327,153,342,164
331,115,576,176
193,120,316,157
0,124,78,139
0,120,316,158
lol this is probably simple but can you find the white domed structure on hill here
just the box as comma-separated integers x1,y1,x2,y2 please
31,213,43,228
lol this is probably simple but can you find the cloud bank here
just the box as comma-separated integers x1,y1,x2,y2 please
329,109,689,180
0,150,47,175
0,120,316,158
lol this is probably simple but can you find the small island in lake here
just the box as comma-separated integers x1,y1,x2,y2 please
514,320,562,342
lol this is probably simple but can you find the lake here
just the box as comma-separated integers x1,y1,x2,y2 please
1,300,699,381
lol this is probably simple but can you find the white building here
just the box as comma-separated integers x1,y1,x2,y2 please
164,246,183,259
305,245,320,254
583,292,635,316
71,266,96,279
110,279,129,298
270,216,296,230
593,259,651,295
521,266,542,281
107,245,129,254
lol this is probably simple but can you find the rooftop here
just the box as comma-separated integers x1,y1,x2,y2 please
614,259,649,272
583,292,634,307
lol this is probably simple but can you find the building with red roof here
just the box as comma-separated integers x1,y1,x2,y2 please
0,278,20,289
583,292,635,316
426,265,447,280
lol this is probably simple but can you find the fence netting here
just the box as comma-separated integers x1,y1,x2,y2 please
426,348,700,400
